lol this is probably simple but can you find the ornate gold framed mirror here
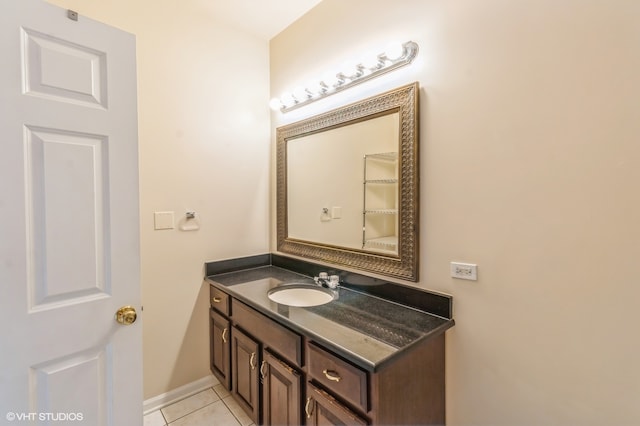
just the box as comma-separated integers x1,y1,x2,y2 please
276,82,419,281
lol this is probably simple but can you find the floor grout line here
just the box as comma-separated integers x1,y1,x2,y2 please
220,397,243,426
165,401,218,425
160,386,219,425
147,385,253,426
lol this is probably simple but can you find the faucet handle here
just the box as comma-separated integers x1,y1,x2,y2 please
314,272,339,289
313,272,326,285
327,275,340,289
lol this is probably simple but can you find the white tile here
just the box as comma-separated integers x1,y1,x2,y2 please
168,400,239,426
144,410,166,426
161,388,219,423
222,396,253,426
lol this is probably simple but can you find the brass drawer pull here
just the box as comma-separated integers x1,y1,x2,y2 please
305,397,314,418
322,369,341,382
211,297,222,303
250,352,257,370
260,360,267,380
221,327,228,343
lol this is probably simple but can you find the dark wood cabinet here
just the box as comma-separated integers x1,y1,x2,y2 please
305,382,368,426
261,349,302,426
232,299,302,366
210,285,232,390
307,342,368,413
210,286,230,315
209,282,447,425
209,309,231,389
231,326,261,424
306,334,445,425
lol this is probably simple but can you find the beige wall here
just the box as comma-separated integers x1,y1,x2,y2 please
271,1,640,425
45,0,271,399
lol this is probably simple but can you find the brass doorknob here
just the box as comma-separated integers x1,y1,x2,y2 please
115,306,137,325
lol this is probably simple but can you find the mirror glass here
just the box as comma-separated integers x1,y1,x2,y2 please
287,111,399,254
277,82,419,281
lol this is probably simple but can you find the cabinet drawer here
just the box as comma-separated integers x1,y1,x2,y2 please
232,299,302,367
306,383,368,426
210,286,230,316
307,342,368,412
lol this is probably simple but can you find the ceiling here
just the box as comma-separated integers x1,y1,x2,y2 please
198,0,323,40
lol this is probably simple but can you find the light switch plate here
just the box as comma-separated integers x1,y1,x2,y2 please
154,211,174,230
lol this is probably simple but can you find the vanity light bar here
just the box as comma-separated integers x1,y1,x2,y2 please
274,41,419,113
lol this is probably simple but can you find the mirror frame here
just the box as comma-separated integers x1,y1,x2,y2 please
276,82,419,281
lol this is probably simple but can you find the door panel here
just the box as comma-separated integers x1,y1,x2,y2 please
25,126,110,309
306,383,368,426
0,1,140,424
261,350,302,426
30,347,111,421
231,327,260,423
210,309,231,389
22,27,108,108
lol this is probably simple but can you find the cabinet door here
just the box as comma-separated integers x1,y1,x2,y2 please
261,350,302,426
305,383,368,426
210,309,231,389
231,327,260,424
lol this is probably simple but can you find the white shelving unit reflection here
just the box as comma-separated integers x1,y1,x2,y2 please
362,152,398,254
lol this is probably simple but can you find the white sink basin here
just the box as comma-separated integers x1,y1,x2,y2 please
267,284,335,307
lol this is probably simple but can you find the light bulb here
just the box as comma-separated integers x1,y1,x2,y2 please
383,43,404,61
280,93,296,108
340,60,360,79
292,87,310,101
362,55,384,70
306,81,324,97
269,97,283,110
321,71,339,88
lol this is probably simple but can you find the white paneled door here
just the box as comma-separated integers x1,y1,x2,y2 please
0,1,141,425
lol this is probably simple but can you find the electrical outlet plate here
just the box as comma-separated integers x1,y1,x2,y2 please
450,262,477,281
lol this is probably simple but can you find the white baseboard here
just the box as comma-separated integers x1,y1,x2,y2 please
143,374,220,415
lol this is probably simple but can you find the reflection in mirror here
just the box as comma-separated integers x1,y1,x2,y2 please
277,82,419,281
287,112,399,255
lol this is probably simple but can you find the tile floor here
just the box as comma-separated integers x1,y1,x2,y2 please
143,384,255,426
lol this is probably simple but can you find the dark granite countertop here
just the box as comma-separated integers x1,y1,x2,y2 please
206,265,454,372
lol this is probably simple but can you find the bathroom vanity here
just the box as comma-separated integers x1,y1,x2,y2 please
206,254,454,425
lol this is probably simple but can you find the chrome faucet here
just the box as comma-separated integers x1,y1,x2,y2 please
314,272,340,289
